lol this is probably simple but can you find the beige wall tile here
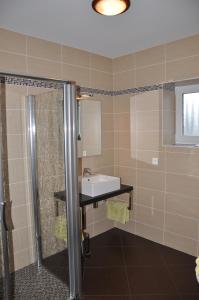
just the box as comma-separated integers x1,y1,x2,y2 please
11,205,28,229
135,204,164,229
166,173,199,198
27,37,61,61
136,111,161,131
102,131,114,149
13,248,32,271
135,90,162,111
7,134,25,159
166,152,199,177
27,57,61,79
136,187,164,210
136,131,162,152
165,212,198,240
114,70,135,90
135,45,165,68
90,53,112,73
164,231,197,256
101,96,113,113
5,87,26,109
0,51,26,73
114,95,130,113
136,222,163,244
137,169,165,191
118,149,136,168
136,63,165,87
9,182,28,207
113,54,136,73
102,114,114,131
90,69,113,90
8,158,27,184
165,193,199,220
166,35,199,61
166,55,199,81
62,63,89,86
164,145,199,155
136,150,165,171
6,110,24,134
118,166,136,185
114,113,130,131
62,45,90,67
115,220,136,234
0,28,26,54
97,165,115,176
12,227,31,253
117,131,130,149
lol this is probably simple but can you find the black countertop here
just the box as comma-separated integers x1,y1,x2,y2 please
54,184,133,207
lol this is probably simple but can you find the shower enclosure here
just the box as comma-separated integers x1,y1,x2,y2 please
0,74,82,299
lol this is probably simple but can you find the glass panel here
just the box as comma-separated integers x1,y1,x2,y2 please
183,92,199,136
34,88,68,260
0,78,10,300
0,78,70,299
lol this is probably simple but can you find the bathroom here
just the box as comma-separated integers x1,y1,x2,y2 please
0,1,199,299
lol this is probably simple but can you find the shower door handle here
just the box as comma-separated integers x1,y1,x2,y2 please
0,202,8,231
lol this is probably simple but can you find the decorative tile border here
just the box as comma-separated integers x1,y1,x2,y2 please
0,74,176,95
81,82,175,96
1,75,63,89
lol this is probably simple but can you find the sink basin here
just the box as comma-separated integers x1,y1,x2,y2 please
81,174,121,197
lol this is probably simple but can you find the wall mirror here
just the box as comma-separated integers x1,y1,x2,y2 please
163,78,199,146
77,100,102,157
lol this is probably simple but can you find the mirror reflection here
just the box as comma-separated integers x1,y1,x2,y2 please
77,100,102,157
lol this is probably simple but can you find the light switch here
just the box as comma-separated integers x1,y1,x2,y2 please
152,157,159,165
83,150,87,157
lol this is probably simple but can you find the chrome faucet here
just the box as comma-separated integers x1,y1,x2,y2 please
83,168,93,177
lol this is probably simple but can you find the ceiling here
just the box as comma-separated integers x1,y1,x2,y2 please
0,0,199,58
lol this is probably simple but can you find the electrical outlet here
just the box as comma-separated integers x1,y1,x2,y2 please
152,157,159,166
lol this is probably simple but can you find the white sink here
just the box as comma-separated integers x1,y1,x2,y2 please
81,174,121,197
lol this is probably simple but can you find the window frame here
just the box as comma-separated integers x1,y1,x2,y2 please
175,84,199,145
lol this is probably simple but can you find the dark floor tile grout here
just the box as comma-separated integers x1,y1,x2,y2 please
119,230,133,297
157,245,190,298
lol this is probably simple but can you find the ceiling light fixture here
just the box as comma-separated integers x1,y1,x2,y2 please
92,0,131,16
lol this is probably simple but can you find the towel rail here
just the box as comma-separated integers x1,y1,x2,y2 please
128,190,133,211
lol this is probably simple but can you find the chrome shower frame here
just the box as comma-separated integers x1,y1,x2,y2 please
0,72,82,300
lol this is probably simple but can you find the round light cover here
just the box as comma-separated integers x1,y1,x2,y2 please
92,0,130,16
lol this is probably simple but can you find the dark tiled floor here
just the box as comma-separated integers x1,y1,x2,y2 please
82,228,199,300
2,228,198,299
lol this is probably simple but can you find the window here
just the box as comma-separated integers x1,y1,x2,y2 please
175,84,199,145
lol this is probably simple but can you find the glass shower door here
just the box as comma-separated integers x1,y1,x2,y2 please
0,75,82,299
26,81,82,299
0,77,10,300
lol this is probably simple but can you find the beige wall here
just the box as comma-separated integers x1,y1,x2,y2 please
4,84,35,271
112,34,199,256
0,27,113,270
0,27,199,269
0,28,113,90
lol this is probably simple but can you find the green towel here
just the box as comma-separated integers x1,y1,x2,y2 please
54,215,67,242
106,199,130,224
